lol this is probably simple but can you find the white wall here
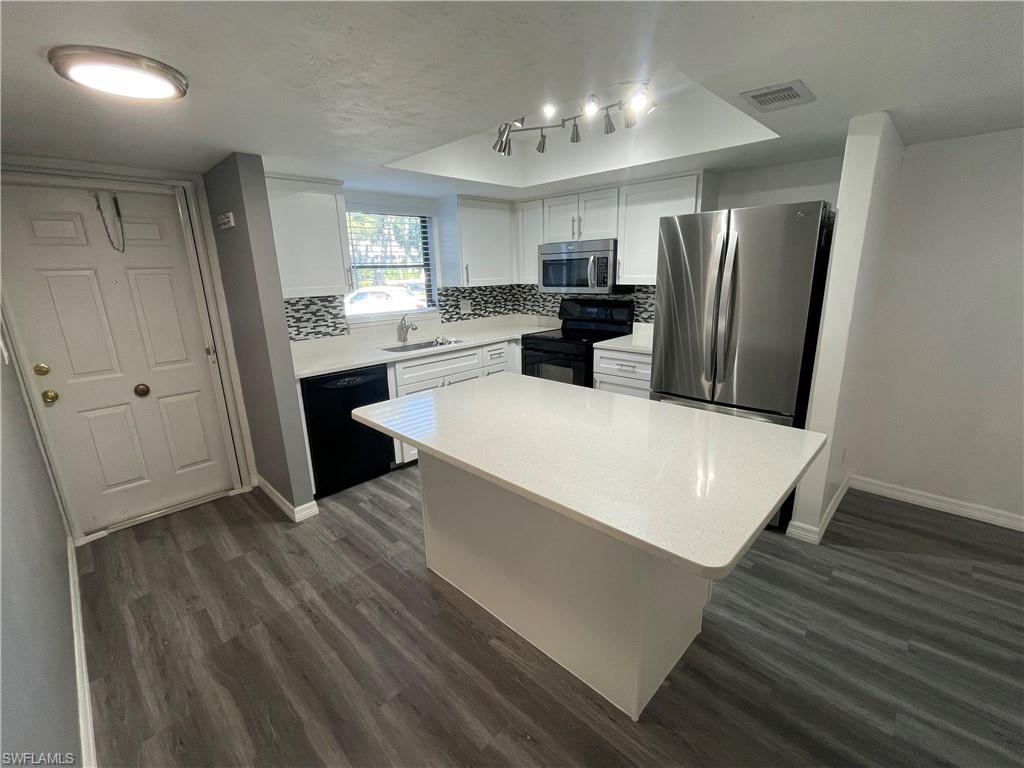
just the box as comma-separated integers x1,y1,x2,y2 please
715,156,843,209
1,326,84,761
791,112,906,541
848,129,1024,522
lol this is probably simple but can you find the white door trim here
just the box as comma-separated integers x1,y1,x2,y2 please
1,165,254,539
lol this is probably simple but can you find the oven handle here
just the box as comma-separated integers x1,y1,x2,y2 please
587,255,595,288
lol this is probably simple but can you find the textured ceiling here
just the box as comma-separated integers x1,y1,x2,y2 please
2,2,1021,199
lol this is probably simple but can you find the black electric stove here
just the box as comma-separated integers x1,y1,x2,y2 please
521,298,634,387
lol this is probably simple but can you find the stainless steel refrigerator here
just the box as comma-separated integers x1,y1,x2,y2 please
651,201,834,428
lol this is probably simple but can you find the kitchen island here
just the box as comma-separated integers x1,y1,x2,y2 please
353,375,826,719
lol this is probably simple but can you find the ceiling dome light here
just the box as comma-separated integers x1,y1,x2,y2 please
542,103,557,119
48,45,187,100
583,95,599,118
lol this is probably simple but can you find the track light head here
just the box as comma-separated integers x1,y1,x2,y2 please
536,131,547,153
502,139,512,157
583,95,599,118
624,109,638,129
512,116,526,128
542,103,557,119
569,120,581,144
603,111,616,135
645,100,658,115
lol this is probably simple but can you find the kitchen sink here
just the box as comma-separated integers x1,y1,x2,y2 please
380,338,462,353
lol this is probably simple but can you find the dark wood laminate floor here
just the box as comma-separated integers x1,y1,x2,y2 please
79,467,1024,768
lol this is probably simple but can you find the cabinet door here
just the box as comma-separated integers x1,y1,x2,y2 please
578,188,619,240
593,373,651,399
543,195,579,242
267,178,350,297
617,176,698,285
516,200,544,284
396,375,445,463
459,199,515,285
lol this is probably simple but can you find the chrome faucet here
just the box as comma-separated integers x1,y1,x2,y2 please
396,313,418,343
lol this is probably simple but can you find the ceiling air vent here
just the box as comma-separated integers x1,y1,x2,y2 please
740,79,816,113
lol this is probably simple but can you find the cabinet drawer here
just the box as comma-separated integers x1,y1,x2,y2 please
397,375,444,398
593,348,652,382
593,372,651,399
483,363,507,377
445,368,483,387
394,347,483,387
481,341,510,368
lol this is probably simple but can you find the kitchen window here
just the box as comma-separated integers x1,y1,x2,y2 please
344,211,436,321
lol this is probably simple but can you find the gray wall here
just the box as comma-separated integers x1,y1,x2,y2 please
1,330,82,762
714,156,844,209
203,153,314,507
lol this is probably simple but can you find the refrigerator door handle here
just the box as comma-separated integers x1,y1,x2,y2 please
703,230,725,382
716,229,738,382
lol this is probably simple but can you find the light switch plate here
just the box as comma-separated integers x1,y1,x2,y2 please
214,212,236,230
459,300,473,314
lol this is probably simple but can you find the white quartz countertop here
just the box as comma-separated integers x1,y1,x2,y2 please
593,322,654,354
291,316,559,379
353,375,826,578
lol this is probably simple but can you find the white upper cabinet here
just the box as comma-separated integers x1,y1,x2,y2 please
578,188,619,240
438,197,515,287
267,177,352,298
543,189,619,242
543,194,579,242
616,175,698,285
515,200,543,284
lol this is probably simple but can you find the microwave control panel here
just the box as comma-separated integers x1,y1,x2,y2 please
594,257,609,287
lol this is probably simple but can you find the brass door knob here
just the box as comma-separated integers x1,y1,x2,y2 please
33,362,50,376
133,383,151,397
41,389,59,404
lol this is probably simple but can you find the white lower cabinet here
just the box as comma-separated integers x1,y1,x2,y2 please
592,347,653,399
593,373,651,399
393,341,514,463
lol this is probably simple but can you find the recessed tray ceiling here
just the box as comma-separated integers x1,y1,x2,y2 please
389,69,778,188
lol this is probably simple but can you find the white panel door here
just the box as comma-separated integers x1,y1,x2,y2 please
578,188,619,240
516,200,543,284
2,184,235,535
459,198,514,285
617,176,698,285
543,195,579,242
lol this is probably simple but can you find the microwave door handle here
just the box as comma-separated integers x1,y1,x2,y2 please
587,255,596,288
716,229,738,383
703,231,725,382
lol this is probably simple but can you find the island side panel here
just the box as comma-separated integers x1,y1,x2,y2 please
417,452,709,720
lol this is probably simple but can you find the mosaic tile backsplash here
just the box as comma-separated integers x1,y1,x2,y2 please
284,295,350,341
436,284,656,323
284,285,656,341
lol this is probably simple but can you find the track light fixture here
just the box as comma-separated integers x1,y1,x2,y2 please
602,109,616,135
491,86,656,156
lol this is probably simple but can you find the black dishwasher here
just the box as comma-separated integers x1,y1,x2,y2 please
300,365,394,499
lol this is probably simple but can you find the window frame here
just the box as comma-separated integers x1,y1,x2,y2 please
342,208,439,326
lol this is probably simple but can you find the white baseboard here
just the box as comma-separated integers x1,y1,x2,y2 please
67,538,96,768
848,475,1023,532
785,521,822,545
255,474,319,522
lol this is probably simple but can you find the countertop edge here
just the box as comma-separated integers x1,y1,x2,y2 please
293,326,556,379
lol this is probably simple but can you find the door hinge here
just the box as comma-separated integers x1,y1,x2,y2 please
205,343,217,361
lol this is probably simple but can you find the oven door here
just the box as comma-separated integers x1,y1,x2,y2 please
540,254,606,294
522,348,589,387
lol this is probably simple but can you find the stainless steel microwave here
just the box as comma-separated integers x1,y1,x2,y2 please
538,239,618,294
